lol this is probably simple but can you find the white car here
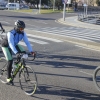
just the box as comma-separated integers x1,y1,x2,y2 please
6,3,20,10
0,4,6,10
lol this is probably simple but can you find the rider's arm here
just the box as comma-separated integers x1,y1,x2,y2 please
7,32,18,54
23,32,33,52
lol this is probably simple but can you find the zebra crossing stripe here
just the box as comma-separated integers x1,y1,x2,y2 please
2,33,48,44
27,34,62,42
28,38,48,44
19,42,33,46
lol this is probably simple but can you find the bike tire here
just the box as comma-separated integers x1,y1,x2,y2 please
93,66,100,92
0,57,8,83
19,66,37,95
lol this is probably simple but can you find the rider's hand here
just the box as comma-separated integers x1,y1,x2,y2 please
31,51,36,58
16,52,21,59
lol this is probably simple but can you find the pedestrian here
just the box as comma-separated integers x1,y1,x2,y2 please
73,1,78,11
75,1,78,11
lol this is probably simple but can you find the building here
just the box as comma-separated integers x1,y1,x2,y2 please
76,0,97,6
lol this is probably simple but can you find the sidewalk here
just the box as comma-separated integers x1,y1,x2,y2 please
57,16,100,51
58,16,100,30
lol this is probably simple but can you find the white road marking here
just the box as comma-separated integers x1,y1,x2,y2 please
28,38,48,44
79,70,93,76
2,33,48,44
19,42,33,46
0,21,10,24
27,34,62,42
75,45,100,52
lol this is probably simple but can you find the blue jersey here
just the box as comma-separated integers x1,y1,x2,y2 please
7,29,33,54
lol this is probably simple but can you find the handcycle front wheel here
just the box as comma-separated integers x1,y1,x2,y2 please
19,66,37,95
93,66,100,92
0,57,8,84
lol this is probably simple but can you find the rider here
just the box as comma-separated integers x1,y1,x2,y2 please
1,20,35,84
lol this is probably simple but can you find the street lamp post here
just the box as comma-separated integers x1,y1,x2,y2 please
39,0,41,13
8,0,9,10
53,0,55,11
63,2,66,21
14,0,16,10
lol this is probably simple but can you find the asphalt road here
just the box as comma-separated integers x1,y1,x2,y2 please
0,10,77,28
0,10,100,100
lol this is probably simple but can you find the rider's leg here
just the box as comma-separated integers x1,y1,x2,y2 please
16,44,25,53
1,47,13,82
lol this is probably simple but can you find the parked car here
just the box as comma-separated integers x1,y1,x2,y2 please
20,5,29,9
6,3,19,10
0,4,6,10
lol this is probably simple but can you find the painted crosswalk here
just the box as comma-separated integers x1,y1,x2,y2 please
27,26,100,42
2,26,100,47
1,33,63,47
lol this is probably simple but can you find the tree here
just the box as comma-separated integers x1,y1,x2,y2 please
24,0,50,8
50,0,63,10
96,0,100,6
24,0,62,9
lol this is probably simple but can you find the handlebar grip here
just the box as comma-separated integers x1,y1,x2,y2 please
28,51,37,61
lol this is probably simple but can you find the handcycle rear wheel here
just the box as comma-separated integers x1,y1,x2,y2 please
0,57,8,83
93,66,100,92
19,66,37,95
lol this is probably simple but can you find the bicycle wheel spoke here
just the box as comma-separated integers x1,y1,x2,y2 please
19,66,37,95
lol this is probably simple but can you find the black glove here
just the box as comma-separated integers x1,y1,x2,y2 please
2,29,5,33
16,52,21,60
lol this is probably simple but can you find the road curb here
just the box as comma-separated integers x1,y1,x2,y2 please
58,17,100,30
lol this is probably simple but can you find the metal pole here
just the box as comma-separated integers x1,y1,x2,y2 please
63,2,66,21
67,4,69,12
8,0,9,10
84,6,85,16
53,0,55,11
14,0,15,10
39,0,41,13
86,6,87,16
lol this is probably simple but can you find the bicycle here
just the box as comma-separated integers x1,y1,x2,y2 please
0,52,37,96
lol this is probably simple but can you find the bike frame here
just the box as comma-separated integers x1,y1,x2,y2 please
12,59,25,79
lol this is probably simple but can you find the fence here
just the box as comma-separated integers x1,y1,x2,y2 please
77,6,100,24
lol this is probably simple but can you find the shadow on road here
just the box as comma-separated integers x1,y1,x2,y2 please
0,15,55,21
32,52,100,70
33,84,100,100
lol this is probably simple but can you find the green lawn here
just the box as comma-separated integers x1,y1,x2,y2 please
10,9,74,14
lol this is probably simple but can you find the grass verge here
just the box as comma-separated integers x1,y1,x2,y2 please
9,9,74,14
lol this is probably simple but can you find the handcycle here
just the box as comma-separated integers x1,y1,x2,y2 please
0,24,37,96
93,66,100,92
